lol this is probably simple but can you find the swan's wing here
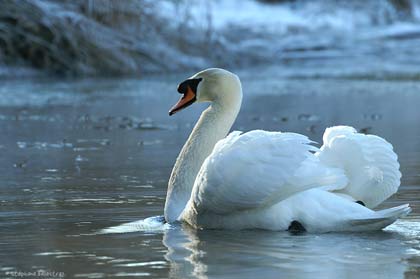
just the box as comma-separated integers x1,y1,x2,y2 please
185,130,347,215
317,126,401,208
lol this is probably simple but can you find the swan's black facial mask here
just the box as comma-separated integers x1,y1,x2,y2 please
169,78,202,116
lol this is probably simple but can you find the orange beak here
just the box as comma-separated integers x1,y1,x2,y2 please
169,86,196,116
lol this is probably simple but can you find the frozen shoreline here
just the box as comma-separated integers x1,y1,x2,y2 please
2,0,420,78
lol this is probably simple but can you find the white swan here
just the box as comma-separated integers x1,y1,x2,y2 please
164,68,410,233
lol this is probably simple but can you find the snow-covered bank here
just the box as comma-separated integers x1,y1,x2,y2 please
2,0,420,78
0,0,212,77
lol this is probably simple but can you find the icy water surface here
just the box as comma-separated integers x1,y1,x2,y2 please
1,71,420,278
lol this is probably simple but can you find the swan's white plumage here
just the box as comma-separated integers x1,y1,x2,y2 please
166,68,409,232
317,126,402,208
181,188,409,232
181,130,347,218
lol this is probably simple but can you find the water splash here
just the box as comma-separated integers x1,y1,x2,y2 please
384,219,420,239
98,216,170,234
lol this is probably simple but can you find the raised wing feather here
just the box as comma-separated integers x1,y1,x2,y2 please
186,130,347,215
317,126,401,208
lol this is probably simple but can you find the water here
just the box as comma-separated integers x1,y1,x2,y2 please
1,70,420,278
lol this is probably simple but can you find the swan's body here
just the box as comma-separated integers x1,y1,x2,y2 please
165,68,410,232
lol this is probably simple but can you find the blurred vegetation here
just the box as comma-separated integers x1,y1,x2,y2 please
0,0,418,77
0,0,224,76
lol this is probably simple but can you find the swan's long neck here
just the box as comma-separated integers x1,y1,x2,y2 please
165,93,242,222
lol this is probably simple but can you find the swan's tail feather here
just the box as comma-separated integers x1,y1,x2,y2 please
317,126,401,209
346,204,411,231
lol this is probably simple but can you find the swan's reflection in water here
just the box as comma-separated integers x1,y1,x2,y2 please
164,224,208,279
163,221,420,279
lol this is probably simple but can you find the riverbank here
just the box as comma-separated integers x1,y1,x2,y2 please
2,0,420,78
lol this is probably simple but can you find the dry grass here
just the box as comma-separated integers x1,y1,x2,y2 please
0,0,219,76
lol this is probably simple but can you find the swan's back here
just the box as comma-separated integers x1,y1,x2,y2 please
181,130,347,224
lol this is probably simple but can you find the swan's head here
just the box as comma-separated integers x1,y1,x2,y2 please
169,68,242,115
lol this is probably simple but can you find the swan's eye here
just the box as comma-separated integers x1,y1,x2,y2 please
169,78,202,116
